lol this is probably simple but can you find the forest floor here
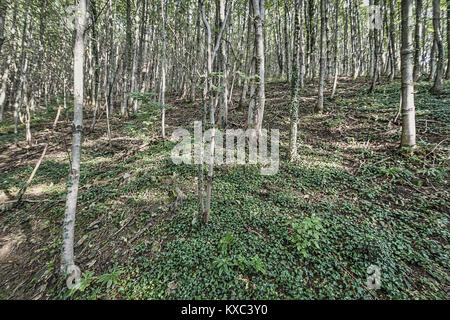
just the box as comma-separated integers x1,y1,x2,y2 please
0,77,449,300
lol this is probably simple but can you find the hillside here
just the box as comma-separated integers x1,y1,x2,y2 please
1,78,449,300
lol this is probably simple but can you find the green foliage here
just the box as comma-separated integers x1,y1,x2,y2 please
128,91,172,110
218,232,235,255
97,266,124,290
288,214,325,258
2,80,449,300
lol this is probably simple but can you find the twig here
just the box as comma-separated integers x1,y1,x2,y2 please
330,252,378,300
425,138,449,158
373,157,391,166
128,221,152,244
15,106,63,204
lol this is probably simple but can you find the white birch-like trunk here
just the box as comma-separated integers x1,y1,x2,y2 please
160,0,166,138
400,0,416,148
61,0,88,276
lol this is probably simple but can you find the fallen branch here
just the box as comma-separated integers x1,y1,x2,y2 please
15,106,63,205
128,220,152,244
425,138,449,158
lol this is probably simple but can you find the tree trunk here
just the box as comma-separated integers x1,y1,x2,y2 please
61,0,88,279
330,0,339,99
289,0,303,162
413,0,423,81
430,0,444,93
121,0,132,116
0,0,7,56
445,0,450,79
368,0,380,93
400,0,416,148
315,0,326,113
250,0,265,135
160,0,167,138
218,0,229,128
389,0,398,80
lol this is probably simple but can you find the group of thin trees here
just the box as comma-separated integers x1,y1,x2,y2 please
1,1,449,143
0,0,449,284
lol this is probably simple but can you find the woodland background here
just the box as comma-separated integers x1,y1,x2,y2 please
0,0,449,300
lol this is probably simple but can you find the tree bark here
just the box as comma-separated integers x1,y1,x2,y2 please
368,0,380,93
160,0,167,138
315,0,326,113
61,0,88,277
330,0,339,98
413,0,423,81
0,0,7,56
218,0,229,128
250,0,265,135
430,0,444,93
445,0,450,79
121,0,132,115
289,0,303,162
401,0,416,148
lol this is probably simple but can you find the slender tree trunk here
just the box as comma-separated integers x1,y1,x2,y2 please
413,0,423,81
431,0,444,93
160,0,166,138
0,46,12,123
325,0,331,81
250,0,265,135
445,0,450,79
289,0,302,162
0,0,7,56
241,6,253,107
284,1,290,83
218,0,229,128
389,0,398,80
369,0,380,93
429,38,437,81
89,0,100,130
299,0,305,88
13,5,29,140
200,0,215,223
331,0,339,99
121,0,132,116
315,0,326,113
61,0,88,278
343,0,349,76
401,0,416,148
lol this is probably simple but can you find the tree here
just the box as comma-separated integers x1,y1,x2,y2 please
430,0,444,93
121,0,132,116
0,0,7,56
330,0,339,98
400,0,416,148
0,0,11,123
289,0,303,162
388,0,399,80
315,0,326,113
61,0,88,280
217,0,229,128
446,0,450,79
249,0,265,135
413,0,423,81
160,0,167,138
198,0,232,223
368,0,380,94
